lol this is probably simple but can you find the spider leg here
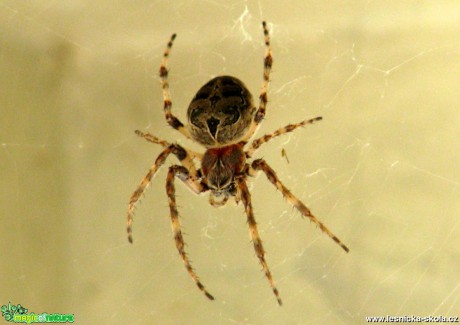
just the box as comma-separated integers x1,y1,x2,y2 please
241,21,273,143
166,165,214,301
135,130,201,177
245,116,322,158
127,142,200,243
135,129,170,147
235,175,283,306
159,34,192,140
250,159,349,253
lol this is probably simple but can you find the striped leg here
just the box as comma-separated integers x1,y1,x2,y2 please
241,21,273,142
250,159,349,253
135,130,200,178
235,175,283,306
246,116,322,158
255,21,273,123
127,137,202,243
166,165,214,301
159,34,192,139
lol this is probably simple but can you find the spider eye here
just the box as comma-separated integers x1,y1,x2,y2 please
222,106,240,126
207,117,220,138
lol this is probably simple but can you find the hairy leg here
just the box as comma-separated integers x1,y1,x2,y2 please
135,130,201,177
235,175,283,306
250,159,349,253
166,165,214,300
159,34,192,139
240,21,273,143
126,138,202,243
245,116,322,157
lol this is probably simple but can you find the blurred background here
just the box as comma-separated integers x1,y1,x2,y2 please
1,1,459,324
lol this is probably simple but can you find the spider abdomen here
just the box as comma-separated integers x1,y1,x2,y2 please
202,144,246,191
187,76,256,147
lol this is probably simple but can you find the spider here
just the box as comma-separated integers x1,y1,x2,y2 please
126,21,349,306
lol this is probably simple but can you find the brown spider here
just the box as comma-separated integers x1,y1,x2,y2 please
126,21,349,306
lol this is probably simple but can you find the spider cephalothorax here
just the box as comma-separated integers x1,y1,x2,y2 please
202,143,245,194
126,21,349,306
187,76,256,147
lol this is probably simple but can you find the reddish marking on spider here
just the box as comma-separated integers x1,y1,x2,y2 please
202,144,246,190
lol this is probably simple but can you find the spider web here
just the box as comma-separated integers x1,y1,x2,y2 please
1,1,460,324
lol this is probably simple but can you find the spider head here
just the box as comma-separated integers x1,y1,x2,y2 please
187,76,256,147
201,144,245,195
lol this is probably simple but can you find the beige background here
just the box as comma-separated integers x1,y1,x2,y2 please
1,1,459,324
